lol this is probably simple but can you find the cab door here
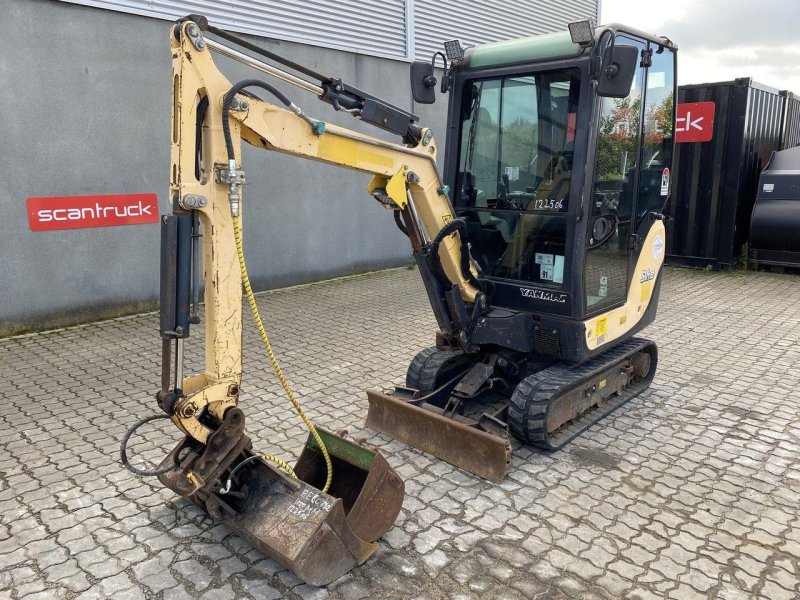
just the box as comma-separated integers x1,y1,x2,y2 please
584,36,675,317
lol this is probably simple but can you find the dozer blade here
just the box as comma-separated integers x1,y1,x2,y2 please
158,427,404,586
365,388,512,482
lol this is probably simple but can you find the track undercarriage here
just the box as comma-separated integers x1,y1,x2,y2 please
366,338,657,481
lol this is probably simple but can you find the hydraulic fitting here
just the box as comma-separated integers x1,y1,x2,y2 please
228,159,240,216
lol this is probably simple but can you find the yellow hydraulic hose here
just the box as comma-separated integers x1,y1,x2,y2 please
259,453,298,480
232,215,333,493
261,454,297,479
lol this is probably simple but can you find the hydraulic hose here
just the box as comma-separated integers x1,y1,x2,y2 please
430,218,481,290
220,453,297,495
120,414,178,477
120,412,297,486
221,79,333,494
393,210,409,237
222,80,292,159
232,214,333,494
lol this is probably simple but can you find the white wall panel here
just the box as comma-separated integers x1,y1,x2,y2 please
59,0,409,59
414,0,598,60
60,0,599,61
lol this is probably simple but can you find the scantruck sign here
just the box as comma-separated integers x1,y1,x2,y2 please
27,193,159,231
676,101,716,143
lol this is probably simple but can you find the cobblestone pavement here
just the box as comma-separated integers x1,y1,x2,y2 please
1,267,799,600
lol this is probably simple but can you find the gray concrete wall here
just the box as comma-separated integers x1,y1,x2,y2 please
0,0,448,335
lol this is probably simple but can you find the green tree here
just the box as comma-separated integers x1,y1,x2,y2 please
596,96,642,181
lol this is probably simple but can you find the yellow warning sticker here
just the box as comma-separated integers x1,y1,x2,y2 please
599,379,607,390
640,283,652,303
596,317,607,337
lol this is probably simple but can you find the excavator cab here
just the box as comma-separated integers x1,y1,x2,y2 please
367,23,677,480
447,31,676,329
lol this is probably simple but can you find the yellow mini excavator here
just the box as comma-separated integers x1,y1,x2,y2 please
121,14,676,585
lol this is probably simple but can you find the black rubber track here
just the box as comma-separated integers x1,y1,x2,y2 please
507,338,657,450
405,347,471,394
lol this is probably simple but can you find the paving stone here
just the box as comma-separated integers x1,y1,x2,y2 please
759,581,796,600
200,584,235,600
329,579,371,600
2,268,798,599
293,584,329,599
163,589,197,600
172,558,214,591
97,572,137,596
139,570,179,594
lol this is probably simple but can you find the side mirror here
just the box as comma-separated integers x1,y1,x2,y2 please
597,44,638,98
410,61,436,104
589,213,619,248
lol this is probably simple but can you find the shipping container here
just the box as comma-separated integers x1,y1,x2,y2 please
780,91,800,150
666,78,786,270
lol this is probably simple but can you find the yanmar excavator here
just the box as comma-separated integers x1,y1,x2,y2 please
369,24,677,480
121,14,676,585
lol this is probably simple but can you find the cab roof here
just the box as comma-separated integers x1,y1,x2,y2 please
464,23,677,70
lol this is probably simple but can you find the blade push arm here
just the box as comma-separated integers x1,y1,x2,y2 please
165,19,480,443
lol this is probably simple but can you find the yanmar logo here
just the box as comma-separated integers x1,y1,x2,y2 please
519,287,567,303
27,194,159,231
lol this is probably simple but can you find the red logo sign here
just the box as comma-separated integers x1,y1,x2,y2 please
27,193,159,231
676,102,715,143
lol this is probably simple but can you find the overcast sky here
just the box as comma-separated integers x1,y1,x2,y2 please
601,0,800,93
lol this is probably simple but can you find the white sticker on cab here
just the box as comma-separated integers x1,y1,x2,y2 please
652,234,664,260
553,255,564,284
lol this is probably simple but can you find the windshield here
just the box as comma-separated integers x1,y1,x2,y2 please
454,70,581,288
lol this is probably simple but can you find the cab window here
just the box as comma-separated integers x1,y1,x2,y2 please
455,71,580,289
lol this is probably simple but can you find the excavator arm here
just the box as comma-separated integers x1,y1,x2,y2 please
163,16,480,445
124,16,479,586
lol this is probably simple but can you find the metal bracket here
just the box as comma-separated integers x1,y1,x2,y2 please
215,164,247,185
174,395,201,419
228,96,250,112
180,194,208,210
478,412,510,439
169,407,249,496
185,22,206,51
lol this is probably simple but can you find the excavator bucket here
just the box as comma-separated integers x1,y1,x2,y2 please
158,427,404,586
366,386,513,482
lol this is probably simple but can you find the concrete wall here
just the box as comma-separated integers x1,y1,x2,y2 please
0,0,447,335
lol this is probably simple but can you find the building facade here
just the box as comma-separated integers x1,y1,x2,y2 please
0,0,598,335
